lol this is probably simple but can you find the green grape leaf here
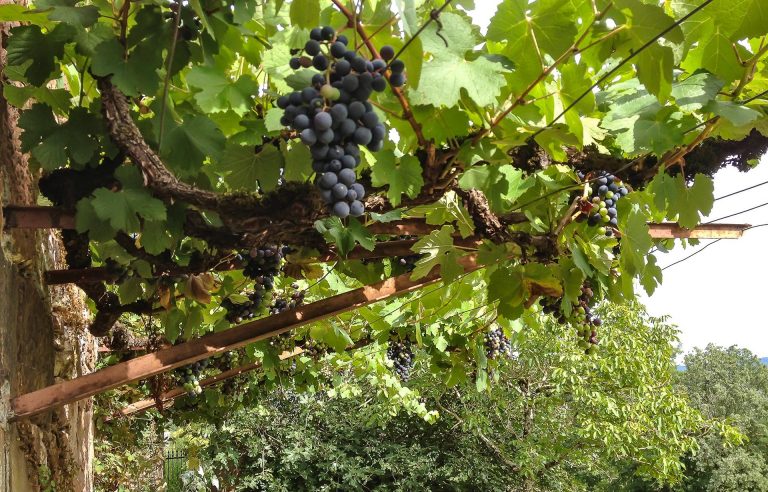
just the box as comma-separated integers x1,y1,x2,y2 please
91,38,162,97
671,72,724,112
4,86,72,114
618,202,653,277
410,225,464,281
458,164,531,213
705,100,762,126
186,66,258,115
36,0,99,27
409,54,506,108
410,190,475,238
161,115,226,177
675,174,715,228
75,197,115,241
315,217,374,258
289,0,319,29
370,151,423,207
412,105,470,143
6,24,76,85
214,143,283,192
310,323,353,353
701,28,744,83
487,0,577,58
90,187,166,232
488,263,525,320
281,141,314,183
19,104,101,170
636,44,674,102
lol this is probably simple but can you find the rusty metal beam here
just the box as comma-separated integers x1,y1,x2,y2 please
10,254,483,421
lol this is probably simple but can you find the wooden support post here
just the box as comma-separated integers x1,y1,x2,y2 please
10,254,483,421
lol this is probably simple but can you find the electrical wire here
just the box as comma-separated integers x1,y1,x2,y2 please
703,201,768,224
714,180,768,201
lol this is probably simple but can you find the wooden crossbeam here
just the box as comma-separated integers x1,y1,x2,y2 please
117,348,301,417
10,254,483,421
640,222,751,239
2,205,75,230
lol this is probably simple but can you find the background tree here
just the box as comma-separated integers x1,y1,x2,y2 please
105,303,731,491
674,346,768,492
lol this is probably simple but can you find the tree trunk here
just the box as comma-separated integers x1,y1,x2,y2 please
0,4,96,489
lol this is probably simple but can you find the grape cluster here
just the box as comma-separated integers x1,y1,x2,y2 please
242,245,284,280
271,333,295,353
221,285,268,324
386,339,415,381
484,327,513,360
219,350,239,371
177,359,208,396
577,171,630,236
269,284,306,315
540,283,601,354
303,338,329,358
278,26,405,218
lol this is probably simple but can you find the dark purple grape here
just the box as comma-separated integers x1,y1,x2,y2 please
321,26,335,40
330,104,348,121
294,114,310,130
372,59,386,71
340,154,356,168
289,57,301,69
330,42,346,58
328,145,344,159
349,200,364,217
348,101,365,120
305,40,321,56
338,168,356,186
312,73,325,86
361,111,378,128
318,172,338,189
313,54,329,71
288,92,303,106
331,183,348,199
336,34,348,45
390,59,405,73
332,201,350,218
380,45,395,60
300,128,317,145
353,127,372,145
350,183,365,199
351,56,367,73
341,74,359,92
277,95,289,109
314,112,332,131
310,28,322,41
389,72,405,87
371,75,387,92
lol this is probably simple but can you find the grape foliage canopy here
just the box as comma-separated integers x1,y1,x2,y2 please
4,0,768,429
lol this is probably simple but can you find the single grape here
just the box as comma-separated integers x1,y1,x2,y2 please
350,183,365,199
371,75,387,92
321,26,335,40
310,27,322,41
288,92,303,106
293,114,310,130
339,119,357,137
277,95,289,109
330,42,347,58
311,73,325,87
328,145,344,159
338,168,356,186
326,159,342,172
349,200,364,217
380,45,395,60
318,128,335,144
333,201,350,218
335,59,351,76
389,72,406,87
289,57,301,69
300,128,317,145
313,54,329,71
331,183,348,199
353,127,372,145
341,74,359,92
305,40,321,56
318,172,338,189
348,101,366,120
361,111,379,129
340,154,357,169
330,104,348,121
390,59,405,73
301,87,318,102
314,112,332,131
351,56,367,73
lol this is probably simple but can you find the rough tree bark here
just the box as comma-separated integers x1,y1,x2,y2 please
0,6,95,490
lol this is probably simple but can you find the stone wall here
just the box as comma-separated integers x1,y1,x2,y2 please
0,9,96,489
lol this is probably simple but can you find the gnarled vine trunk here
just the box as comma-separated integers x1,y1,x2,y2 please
0,4,95,489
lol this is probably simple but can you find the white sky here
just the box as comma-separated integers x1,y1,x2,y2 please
467,2,768,359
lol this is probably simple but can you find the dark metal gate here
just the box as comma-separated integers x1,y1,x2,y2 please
163,446,187,492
